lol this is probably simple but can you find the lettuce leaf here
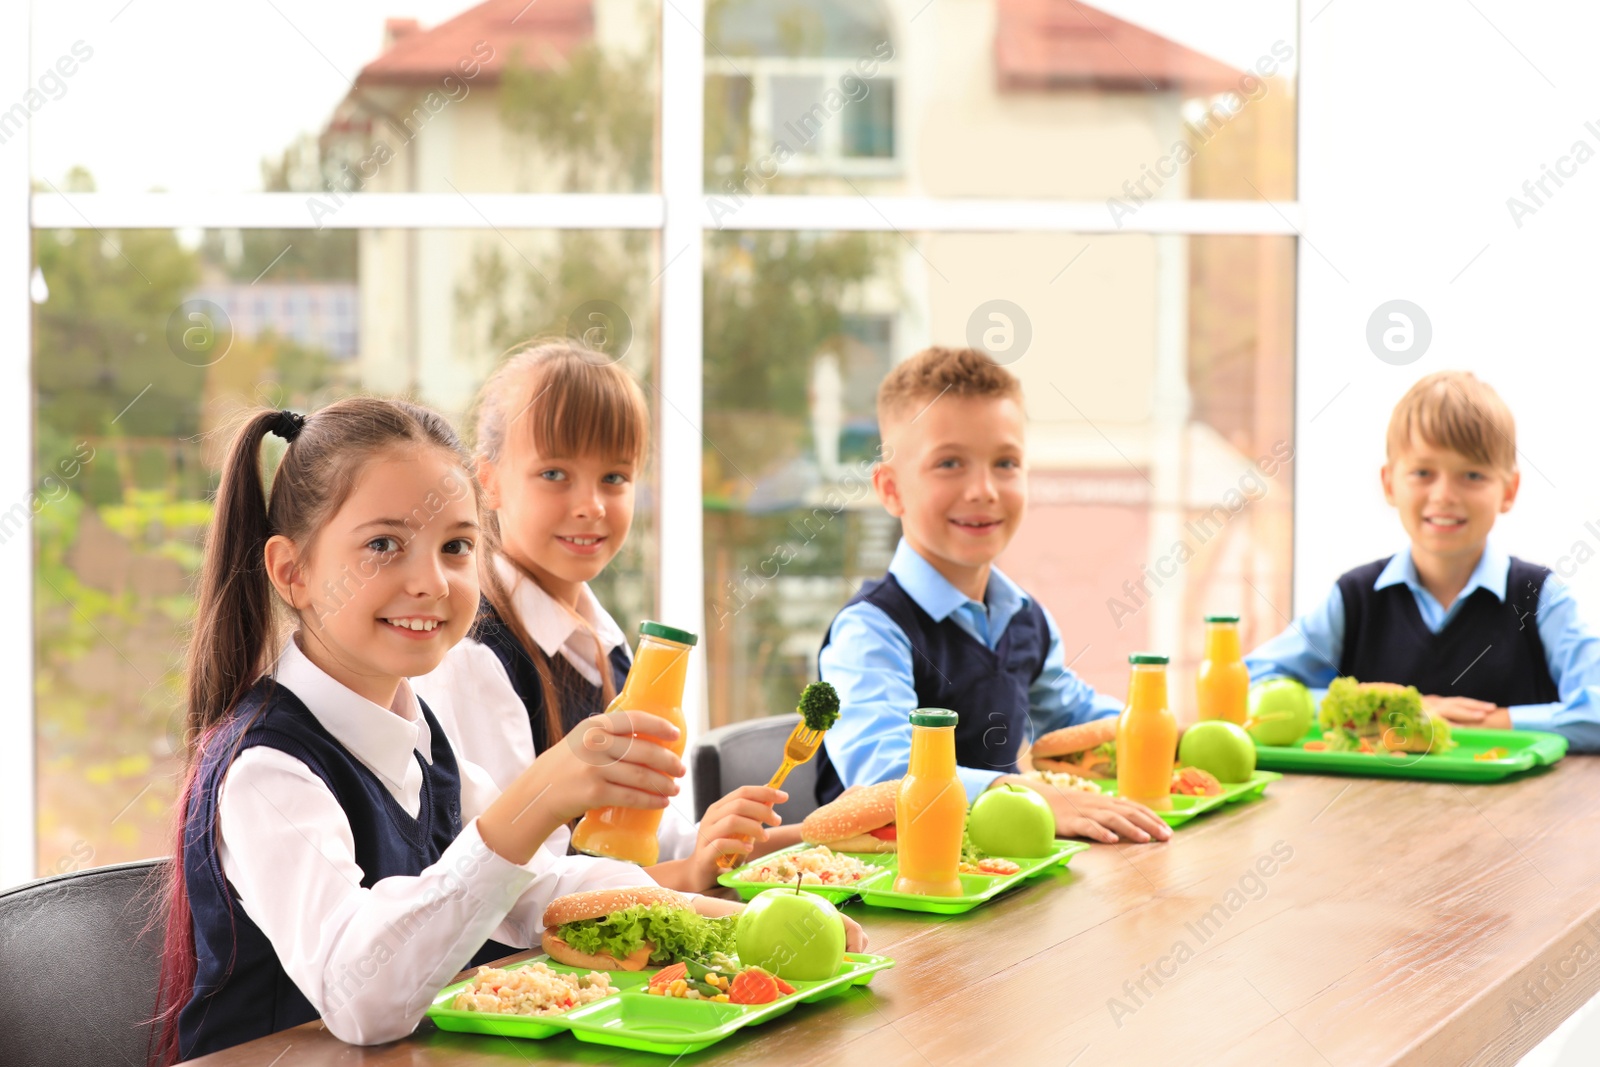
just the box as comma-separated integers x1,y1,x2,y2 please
1317,677,1456,753
557,904,736,964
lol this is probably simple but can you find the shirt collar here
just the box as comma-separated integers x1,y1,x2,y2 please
886,537,1028,622
272,635,432,789
1373,542,1510,602
494,556,628,660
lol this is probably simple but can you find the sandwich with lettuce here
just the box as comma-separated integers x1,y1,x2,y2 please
541,887,737,971
1317,677,1455,754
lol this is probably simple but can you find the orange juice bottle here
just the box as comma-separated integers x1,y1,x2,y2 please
893,709,966,897
1116,653,1178,802
1196,614,1249,725
570,622,697,866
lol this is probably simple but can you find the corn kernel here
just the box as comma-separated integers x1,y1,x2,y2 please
713,994,730,1003
668,979,688,997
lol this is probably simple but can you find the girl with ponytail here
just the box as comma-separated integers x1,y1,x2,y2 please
413,342,803,892
151,398,729,1063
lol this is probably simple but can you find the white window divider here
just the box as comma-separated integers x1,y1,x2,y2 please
3,5,37,890
700,196,1304,235
30,193,666,231
30,192,1302,237
659,0,709,756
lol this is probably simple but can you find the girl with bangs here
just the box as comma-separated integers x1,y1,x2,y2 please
415,341,805,890
152,398,740,1063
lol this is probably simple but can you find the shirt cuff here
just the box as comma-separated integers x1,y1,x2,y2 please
958,766,1004,804
1507,703,1563,732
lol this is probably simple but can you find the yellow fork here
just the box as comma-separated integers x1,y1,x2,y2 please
714,721,824,871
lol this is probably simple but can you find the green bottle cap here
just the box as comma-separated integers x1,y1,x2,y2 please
1204,614,1240,624
638,621,699,647
1128,652,1169,665
909,708,959,727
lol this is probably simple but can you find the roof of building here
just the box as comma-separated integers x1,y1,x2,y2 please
350,0,1241,94
356,0,594,86
995,0,1243,93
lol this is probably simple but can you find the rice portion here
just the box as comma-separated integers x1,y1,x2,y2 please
1022,769,1102,793
450,962,616,1016
735,844,877,885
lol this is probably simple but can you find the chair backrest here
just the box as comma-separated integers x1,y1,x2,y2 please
690,714,820,826
0,859,169,1067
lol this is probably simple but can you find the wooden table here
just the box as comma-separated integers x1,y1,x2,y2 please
192,759,1600,1067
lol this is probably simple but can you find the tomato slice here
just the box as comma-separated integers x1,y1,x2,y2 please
867,825,897,841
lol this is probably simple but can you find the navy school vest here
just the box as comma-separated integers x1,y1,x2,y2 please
813,573,1051,806
178,679,515,1060
1336,555,1559,707
470,602,632,755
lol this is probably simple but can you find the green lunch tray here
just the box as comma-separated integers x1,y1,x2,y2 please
427,951,895,1055
717,844,896,903
852,838,1089,915
1251,726,1567,782
1098,770,1281,828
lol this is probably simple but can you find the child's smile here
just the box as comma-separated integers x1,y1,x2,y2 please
555,532,609,557
378,614,447,638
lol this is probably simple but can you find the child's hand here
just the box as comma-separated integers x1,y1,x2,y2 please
1423,694,1497,724
842,913,869,953
999,776,1172,844
646,786,789,892
546,711,687,819
693,785,787,879
480,711,684,863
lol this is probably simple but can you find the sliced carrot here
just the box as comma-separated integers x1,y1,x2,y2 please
729,968,781,1005
648,963,687,990
745,965,796,994
1302,741,1329,751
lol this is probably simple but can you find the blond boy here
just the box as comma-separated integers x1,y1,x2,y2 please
1247,371,1600,750
815,347,1171,843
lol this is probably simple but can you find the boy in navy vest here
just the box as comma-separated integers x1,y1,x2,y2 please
1246,371,1600,751
814,347,1172,844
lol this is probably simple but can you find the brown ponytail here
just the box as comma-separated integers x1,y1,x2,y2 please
184,410,283,737
152,397,475,1065
472,339,649,749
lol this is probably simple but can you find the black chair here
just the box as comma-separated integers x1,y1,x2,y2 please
690,714,820,826
0,858,169,1067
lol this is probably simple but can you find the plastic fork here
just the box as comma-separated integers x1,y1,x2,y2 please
714,720,825,870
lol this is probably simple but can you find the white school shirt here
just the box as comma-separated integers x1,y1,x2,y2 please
415,560,701,862
217,636,659,1046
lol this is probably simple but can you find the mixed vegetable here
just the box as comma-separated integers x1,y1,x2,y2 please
645,955,797,1005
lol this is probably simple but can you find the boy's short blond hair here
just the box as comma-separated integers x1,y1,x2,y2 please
1386,371,1516,474
876,346,1024,429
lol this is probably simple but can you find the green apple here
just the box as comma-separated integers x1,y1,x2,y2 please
1178,721,1257,783
735,887,847,982
967,783,1056,857
1246,677,1316,746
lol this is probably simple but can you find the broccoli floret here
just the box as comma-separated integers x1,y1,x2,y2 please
798,681,840,732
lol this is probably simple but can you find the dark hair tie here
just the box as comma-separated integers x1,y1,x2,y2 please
268,410,305,443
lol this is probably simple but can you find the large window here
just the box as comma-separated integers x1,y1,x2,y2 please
9,0,1299,884
701,230,1296,724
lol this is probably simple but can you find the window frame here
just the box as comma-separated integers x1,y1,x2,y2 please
4,0,1302,887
